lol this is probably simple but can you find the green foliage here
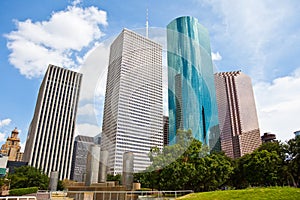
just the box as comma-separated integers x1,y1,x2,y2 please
257,141,287,160
8,166,49,190
240,150,281,186
286,136,300,186
0,177,4,187
57,180,64,191
136,129,300,191
9,187,38,196
179,187,300,200
136,130,234,192
107,174,121,183
231,137,300,188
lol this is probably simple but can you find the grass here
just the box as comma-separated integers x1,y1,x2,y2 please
177,187,300,200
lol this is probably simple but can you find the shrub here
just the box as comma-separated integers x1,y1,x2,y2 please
9,187,38,196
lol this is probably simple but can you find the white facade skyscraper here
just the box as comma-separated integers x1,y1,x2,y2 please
101,29,163,175
23,64,82,180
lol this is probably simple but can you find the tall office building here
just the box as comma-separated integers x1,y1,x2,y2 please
215,71,261,158
101,29,163,175
70,135,95,182
167,16,220,150
23,64,82,179
163,116,169,146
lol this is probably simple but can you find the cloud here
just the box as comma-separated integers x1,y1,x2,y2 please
0,118,12,127
79,41,110,101
76,41,111,130
204,0,299,80
211,52,222,61
5,4,107,78
254,68,300,141
78,103,97,116
75,123,101,137
0,132,6,143
20,142,26,152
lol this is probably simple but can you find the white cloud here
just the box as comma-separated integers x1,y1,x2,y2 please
75,123,101,137
211,52,222,61
79,41,110,101
78,103,97,116
72,0,82,6
254,68,300,141
5,4,107,78
0,118,12,127
204,0,297,79
0,132,6,143
20,142,26,152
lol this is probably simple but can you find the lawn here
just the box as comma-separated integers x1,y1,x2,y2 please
177,187,300,200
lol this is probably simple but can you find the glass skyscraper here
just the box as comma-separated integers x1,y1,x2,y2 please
167,16,220,150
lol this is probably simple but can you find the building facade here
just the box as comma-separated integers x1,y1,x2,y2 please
167,16,220,150
163,116,169,146
0,128,23,161
215,71,261,158
23,64,82,179
0,154,8,177
70,135,95,182
101,29,163,175
261,132,276,143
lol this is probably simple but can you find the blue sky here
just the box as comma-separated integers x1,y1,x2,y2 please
1,0,300,150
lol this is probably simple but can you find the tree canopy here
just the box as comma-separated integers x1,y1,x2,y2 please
135,130,300,191
8,166,49,190
135,130,233,192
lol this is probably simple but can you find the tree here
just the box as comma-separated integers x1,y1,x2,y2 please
234,150,282,187
136,130,234,192
257,141,290,186
107,174,121,184
286,136,300,187
8,166,49,190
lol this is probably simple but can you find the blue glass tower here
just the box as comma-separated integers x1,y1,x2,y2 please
167,16,220,150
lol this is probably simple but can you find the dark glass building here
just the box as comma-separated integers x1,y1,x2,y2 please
167,16,220,150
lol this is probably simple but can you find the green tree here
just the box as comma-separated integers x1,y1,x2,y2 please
238,150,282,187
257,141,290,186
107,174,121,184
286,136,300,187
8,166,49,190
136,130,234,192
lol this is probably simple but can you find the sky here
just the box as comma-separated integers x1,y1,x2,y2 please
1,0,300,151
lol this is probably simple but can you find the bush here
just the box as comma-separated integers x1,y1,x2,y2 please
136,188,155,191
9,187,38,196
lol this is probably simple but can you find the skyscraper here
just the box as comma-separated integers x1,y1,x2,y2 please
163,116,169,146
215,71,261,158
70,135,95,182
23,64,82,179
167,16,220,150
101,29,163,175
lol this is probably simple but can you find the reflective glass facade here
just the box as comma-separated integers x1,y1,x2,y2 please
167,16,220,150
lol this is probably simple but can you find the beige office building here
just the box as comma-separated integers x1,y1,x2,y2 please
215,71,261,158
23,64,82,179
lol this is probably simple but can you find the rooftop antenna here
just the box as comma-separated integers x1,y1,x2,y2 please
146,7,149,38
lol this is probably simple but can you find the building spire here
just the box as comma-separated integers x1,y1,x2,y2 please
146,7,149,38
